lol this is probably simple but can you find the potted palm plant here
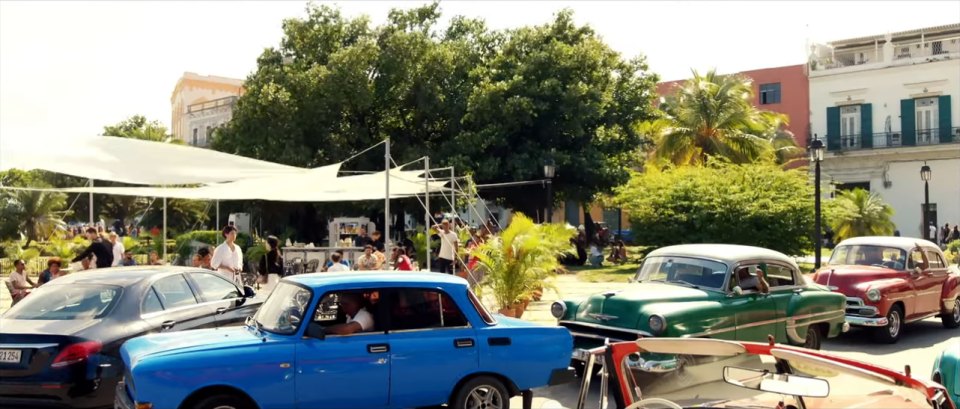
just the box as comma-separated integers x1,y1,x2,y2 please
472,213,574,318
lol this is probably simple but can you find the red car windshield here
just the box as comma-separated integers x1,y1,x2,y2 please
828,245,907,269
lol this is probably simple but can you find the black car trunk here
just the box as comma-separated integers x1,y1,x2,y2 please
0,332,92,380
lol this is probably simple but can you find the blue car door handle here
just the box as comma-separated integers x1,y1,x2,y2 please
367,343,389,354
454,338,475,348
161,320,176,331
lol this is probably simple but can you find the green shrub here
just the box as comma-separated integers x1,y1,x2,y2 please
612,163,816,256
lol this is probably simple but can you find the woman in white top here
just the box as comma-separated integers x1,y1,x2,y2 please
211,225,244,284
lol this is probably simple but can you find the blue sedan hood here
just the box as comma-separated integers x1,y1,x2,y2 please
123,326,265,366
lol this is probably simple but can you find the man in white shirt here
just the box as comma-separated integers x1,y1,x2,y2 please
109,232,125,267
326,293,374,335
327,253,350,272
211,225,244,284
435,220,459,274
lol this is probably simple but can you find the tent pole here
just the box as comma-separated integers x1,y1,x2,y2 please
88,179,94,226
450,167,455,219
216,200,220,245
162,196,168,261
384,138,391,259
424,156,431,272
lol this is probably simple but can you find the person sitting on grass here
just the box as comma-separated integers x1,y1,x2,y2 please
607,240,628,264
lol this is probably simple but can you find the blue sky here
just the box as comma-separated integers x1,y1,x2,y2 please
1,1,957,142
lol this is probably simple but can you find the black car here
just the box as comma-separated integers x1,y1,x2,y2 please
0,266,261,408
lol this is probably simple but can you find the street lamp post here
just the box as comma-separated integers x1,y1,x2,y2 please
809,136,825,269
543,160,556,223
921,163,932,240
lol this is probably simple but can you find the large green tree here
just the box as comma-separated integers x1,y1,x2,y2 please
213,3,659,224
612,162,816,255
651,69,798,166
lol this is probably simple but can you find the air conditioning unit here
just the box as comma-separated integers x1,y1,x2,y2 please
884,181,893,189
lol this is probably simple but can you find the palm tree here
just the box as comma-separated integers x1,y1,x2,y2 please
2,189,69,246
652,69,786,166
828,188,895,239
473,213,574,317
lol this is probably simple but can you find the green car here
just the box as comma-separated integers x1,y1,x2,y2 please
552,244,849,372
933,342,960,408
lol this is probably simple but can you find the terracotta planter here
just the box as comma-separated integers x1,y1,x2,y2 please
513,302,528,318
498,307,516,317
532,288,544,301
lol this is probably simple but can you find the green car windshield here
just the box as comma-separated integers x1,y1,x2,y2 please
635,256,728,290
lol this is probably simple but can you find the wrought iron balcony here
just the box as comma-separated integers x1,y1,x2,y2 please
827,127,960,152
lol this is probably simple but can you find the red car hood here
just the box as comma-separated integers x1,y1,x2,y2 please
811,265,909,294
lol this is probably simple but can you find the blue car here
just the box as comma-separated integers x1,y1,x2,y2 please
115,272,574,409
933,341,960,409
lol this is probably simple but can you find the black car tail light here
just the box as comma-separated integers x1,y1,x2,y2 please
50,341,102,368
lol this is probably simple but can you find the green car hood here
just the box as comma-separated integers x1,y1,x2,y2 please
572,282,716,329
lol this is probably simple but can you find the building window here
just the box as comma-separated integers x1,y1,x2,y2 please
840,105,860,149
915,97,939,145
759,83,781,105
192,128,198,146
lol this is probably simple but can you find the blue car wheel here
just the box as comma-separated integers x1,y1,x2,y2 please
452,376,509,409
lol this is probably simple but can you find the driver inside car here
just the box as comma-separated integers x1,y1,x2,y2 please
735,266,770,294
325,293,374,335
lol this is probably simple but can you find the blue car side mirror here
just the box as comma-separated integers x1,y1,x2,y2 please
306,322,326,340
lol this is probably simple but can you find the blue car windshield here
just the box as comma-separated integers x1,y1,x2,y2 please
5,284,121,320
253,282,312,335
635,256,728,290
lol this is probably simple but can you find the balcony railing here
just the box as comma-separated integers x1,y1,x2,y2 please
828,127,960,152
810,36,960,72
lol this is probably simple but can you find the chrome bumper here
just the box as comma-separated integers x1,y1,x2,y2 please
846,314,888,327
571,348,678,373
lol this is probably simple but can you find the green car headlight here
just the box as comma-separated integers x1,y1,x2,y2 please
866,288,881,302
550,301,567,319
648,315,666,335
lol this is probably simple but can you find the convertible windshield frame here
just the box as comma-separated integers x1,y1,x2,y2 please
252,281,314,335
634,255,730,292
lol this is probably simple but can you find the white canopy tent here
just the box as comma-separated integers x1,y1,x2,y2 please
1,135,453,261
5,168,448,201
0,135,318,184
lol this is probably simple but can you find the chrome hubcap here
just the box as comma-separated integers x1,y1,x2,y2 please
953,300,960,323
888,311,901,338
213,406,236,409
465,385,504,409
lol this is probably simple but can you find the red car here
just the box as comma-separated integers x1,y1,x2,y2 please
810,237,960,343
577,338,955,409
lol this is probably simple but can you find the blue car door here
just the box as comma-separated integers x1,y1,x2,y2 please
386,288,479,408
295,291,389,409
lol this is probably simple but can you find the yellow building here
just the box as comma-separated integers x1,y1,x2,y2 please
170,72,245,146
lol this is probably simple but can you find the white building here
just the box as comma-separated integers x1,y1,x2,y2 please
170,72,244,146
808,23,960,240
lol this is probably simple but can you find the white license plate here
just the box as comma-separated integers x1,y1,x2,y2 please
0,349,22,363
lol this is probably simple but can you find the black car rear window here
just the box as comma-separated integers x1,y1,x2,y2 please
5,284,121,320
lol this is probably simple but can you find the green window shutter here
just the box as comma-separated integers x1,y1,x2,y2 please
901,99,916,146
938,95,952,143
860,103,873,149
826,106,841,151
